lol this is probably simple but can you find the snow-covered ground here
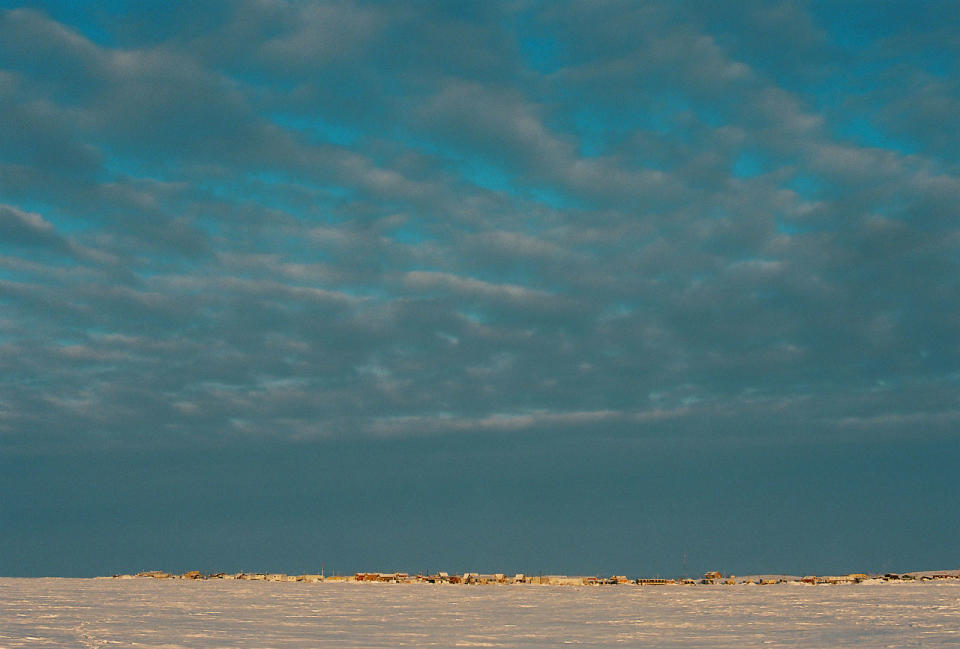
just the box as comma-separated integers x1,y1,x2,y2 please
1,578,958,648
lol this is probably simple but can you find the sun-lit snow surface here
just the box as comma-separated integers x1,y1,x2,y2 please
1,579,958,648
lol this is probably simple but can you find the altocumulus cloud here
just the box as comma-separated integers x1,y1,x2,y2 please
0,0,958,457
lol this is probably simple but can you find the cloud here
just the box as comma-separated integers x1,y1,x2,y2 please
403,270,553,302
0,204,63,248
257,2,386,65
364,406,690,437
0,1,957,458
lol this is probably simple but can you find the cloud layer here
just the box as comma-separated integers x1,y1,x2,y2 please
1,0,958,456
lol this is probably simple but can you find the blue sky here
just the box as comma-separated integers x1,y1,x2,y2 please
1,0,959,577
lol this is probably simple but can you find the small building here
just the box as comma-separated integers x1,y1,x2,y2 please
298,574,324,583
541,575,587,585
136,571,171,579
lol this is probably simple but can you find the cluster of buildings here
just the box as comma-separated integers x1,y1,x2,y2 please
121,570,960,585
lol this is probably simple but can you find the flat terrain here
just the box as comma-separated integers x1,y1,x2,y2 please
1,578,957,648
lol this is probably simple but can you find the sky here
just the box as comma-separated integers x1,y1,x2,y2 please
1,0,959,578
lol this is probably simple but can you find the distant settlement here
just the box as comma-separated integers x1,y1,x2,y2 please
115,569,960,585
